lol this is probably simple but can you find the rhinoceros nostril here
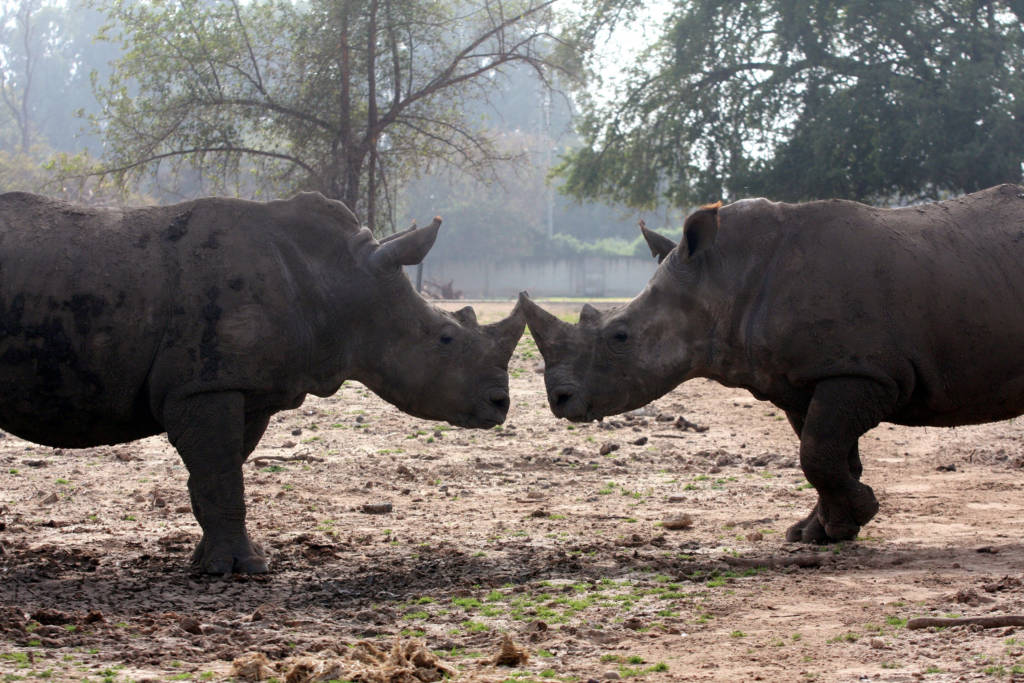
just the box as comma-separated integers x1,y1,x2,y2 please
553,390,574,407
489,390,510,413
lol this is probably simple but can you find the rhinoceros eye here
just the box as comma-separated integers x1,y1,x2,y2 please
440,333,454,345
612,330,629,343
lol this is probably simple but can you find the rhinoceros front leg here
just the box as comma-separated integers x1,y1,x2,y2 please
785,378,891,543
784,409,866,543
164,392,270,574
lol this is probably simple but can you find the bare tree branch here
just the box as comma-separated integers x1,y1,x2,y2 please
230,0,265,94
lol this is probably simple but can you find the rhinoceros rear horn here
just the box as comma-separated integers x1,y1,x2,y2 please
368,217,442,271
485,301,526,360
453,305,478,327
682,201,721,259
638,219,676,264
579,303,601,327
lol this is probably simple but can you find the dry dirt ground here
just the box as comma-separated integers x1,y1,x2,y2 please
1,299,1023,683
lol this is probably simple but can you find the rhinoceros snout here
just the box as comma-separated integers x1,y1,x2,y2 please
548,385,589,421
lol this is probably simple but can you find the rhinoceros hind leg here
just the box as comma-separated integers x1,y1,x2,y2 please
166,393,271,574
794,379,891,542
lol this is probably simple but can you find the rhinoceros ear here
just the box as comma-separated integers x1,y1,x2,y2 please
369,217,442,270
682,201,721,259
639,219,676,264
453,305,478,328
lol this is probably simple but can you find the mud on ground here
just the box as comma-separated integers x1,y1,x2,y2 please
1,300,1022,682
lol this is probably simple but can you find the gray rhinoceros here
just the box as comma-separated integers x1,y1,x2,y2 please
0,191,524,573
520,184,1024,545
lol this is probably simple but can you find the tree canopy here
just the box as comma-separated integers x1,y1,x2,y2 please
85,0,566,229
558,0,1024,207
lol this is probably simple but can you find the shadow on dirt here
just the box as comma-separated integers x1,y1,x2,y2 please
3,534,1021,618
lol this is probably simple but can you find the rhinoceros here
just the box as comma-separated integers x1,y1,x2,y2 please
520,183,1024,544
0,191,524,573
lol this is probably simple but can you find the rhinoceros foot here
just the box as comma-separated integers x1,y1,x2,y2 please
786,483,879,544
191,534,268,574
785,504,829,543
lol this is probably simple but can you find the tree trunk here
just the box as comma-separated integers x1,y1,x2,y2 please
365,0,380,230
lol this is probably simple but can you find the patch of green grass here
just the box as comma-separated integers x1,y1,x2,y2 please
462,620,489,633
885,615,907,628
618,661,669,678
0,653,29,666
730,630,746,638
453,597,481,609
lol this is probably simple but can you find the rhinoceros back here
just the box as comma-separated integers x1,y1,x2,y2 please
723,184,1024,426
0,192,170,446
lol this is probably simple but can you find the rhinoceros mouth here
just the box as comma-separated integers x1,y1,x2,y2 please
457,415,502,429
442,387,509,429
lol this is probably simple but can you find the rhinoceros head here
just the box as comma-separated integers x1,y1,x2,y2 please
347,218,524,429
520,204,721,421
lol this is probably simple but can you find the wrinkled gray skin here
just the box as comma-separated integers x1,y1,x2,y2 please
0,191,524,573
521,184,1024,545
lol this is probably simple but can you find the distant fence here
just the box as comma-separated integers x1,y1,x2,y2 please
409,256,658,299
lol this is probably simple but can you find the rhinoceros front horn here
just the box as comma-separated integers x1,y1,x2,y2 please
484,299,527,360
369,217,442,271
518,292,570,351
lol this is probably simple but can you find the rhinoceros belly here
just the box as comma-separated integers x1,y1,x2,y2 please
0,297,163,448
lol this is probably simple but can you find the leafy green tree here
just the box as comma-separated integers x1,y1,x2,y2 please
84,0,565,229
558,0,1024,206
